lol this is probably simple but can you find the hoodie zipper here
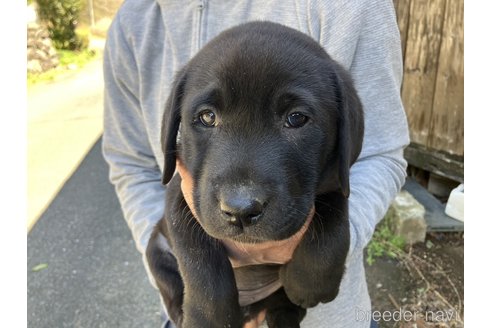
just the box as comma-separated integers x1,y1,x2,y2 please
195,0,206,54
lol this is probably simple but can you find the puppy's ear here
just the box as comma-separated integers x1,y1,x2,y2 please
161,69,187,185
332,66,364,198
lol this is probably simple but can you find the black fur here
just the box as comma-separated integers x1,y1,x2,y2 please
146,21,364,328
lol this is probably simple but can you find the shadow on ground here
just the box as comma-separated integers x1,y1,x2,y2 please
27,139,162,328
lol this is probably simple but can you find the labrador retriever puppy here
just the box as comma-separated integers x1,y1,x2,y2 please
146,21,364,328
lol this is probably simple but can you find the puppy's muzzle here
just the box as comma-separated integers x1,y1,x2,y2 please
219,188,268,228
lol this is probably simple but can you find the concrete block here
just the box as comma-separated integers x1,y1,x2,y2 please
386,191,427,244
445,184,464,222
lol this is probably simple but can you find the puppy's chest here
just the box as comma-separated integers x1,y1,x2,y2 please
222,241,289,306
232,264,282,307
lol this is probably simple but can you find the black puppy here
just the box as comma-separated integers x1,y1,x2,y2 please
146,21,364,328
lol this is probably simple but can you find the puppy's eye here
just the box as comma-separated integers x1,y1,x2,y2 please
199,110,217,127
285,112,308,128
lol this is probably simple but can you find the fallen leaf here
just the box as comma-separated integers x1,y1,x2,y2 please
32,263,48,272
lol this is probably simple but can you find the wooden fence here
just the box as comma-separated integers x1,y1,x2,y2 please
393,0,464,182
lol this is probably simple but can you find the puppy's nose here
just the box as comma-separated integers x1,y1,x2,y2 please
220,194,266,228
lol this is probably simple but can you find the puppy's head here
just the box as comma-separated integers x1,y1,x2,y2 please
161,22,363,243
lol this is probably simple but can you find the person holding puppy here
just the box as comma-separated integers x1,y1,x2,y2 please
103,0,409,327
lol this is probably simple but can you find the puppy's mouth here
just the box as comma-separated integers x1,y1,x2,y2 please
176,159,314,243
220,207,315,267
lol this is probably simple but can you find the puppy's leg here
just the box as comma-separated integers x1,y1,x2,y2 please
279,192,349,308
261,289,306,328
146,229,184,326
165,176,243,328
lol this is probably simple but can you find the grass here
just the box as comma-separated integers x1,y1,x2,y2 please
27,47,99,86
365,214,406,265
58,48,97,67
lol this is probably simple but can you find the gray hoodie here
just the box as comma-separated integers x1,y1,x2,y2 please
102,0,409,327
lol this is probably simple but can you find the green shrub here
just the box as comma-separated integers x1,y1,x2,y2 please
36,0,84,50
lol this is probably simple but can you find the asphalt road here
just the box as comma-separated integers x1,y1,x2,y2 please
27,140,162,328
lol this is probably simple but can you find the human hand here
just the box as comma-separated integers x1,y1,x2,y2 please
176,158,197,217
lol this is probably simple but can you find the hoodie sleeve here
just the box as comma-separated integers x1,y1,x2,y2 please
342,0,410,258
102,8,166,257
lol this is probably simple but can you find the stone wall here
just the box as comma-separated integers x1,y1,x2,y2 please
27,22,59,74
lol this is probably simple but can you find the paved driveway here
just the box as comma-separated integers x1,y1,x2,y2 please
27,140,162,328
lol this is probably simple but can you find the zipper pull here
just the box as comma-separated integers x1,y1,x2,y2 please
197,0,205,11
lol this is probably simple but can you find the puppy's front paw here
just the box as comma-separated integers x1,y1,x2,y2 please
181,289,243,328
279,261,342,308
